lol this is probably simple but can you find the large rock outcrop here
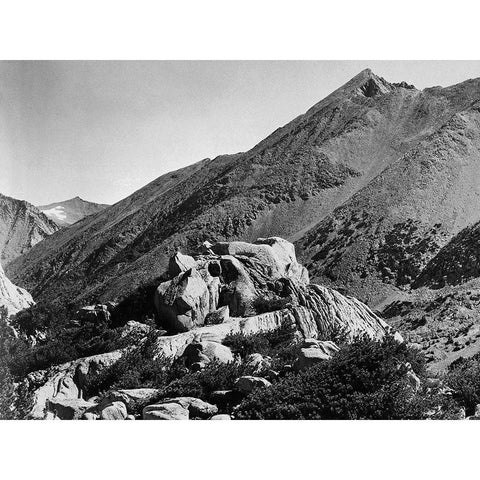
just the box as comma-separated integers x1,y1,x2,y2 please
154,237,389,340
0,262,34,317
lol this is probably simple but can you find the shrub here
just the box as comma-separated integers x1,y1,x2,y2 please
159,361,247,401
223,322,298,360
253,294,291,314
444,354,480,416
234,335,430,420
6,308,144,379
83,328,178,397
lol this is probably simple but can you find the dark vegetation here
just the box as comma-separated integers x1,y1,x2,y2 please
3,302,480,420
444,354,480,416
234,336,430,419
4,304,135,380
223,322,298,360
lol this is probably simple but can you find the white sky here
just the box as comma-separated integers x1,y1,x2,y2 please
1,60,480,206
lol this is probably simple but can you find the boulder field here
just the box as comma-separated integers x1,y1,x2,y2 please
20,237,400,420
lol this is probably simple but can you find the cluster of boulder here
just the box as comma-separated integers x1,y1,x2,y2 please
154,237,393,340
19,237,403,420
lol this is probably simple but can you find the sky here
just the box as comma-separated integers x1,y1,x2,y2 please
1,60,480,206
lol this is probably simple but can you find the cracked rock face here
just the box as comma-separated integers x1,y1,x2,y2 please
0,262,34,317
0,193,58,266
154,237,310,333
154,237,389,341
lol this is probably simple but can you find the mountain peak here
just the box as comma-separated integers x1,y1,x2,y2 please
38,197,109,227
346,68,393,97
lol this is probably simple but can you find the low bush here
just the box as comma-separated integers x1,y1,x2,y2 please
444,354,480,416
253,295,291,314
234,335,430,420
7,320,131,379
159,361,247,401
83,328,180,397
223,322,298,360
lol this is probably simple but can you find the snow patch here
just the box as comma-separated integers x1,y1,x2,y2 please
41,206,67,222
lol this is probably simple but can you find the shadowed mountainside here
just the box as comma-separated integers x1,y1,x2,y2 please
0,193,59,267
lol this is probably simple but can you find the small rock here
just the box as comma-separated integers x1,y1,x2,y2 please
406,370,421,392
211,414,231,420
205,305,230,325
126,415,135,420
169,252,198,277
75,304,111,325
245,353,272,374
99,401,128,420
182,341,234,368
234,376,272,394
120,321,150,339
104,388,162,408
293,342,338,371
161,397,218,419
143,402,189,420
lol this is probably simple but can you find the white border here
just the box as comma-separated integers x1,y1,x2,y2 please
0,0,478,60
1,1,480,479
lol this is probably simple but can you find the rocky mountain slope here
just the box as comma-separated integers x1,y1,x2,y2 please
38,196,109,227
0,262,34,316
298,96,480,305
11,68,480,311
0,193,59,266
7,69,480,373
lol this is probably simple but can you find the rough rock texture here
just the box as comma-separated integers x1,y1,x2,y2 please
293,341,340,371
0,193,58,266
293,284,393,341
169,252,198,277
103,388,162,409
143,402,189,420
234,376,272,394
155,268,212,332
24,350,123,420
245,353,272,374
211,414,231,420
0,262,34,317
75,304,111,325
154,237,385,342
99,401,128,420
181,341,235,369
159,397,218,419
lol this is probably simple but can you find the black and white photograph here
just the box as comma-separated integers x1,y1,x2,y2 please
4,58,480,422
1,1,479,478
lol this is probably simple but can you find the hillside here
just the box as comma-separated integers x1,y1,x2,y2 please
298,97,480,305
7,70,480,319
0,193,59,267
38,196,109,227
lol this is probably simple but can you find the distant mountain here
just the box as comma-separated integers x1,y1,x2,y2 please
8,69,480,373
0,193,59,267
38,196,109,227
